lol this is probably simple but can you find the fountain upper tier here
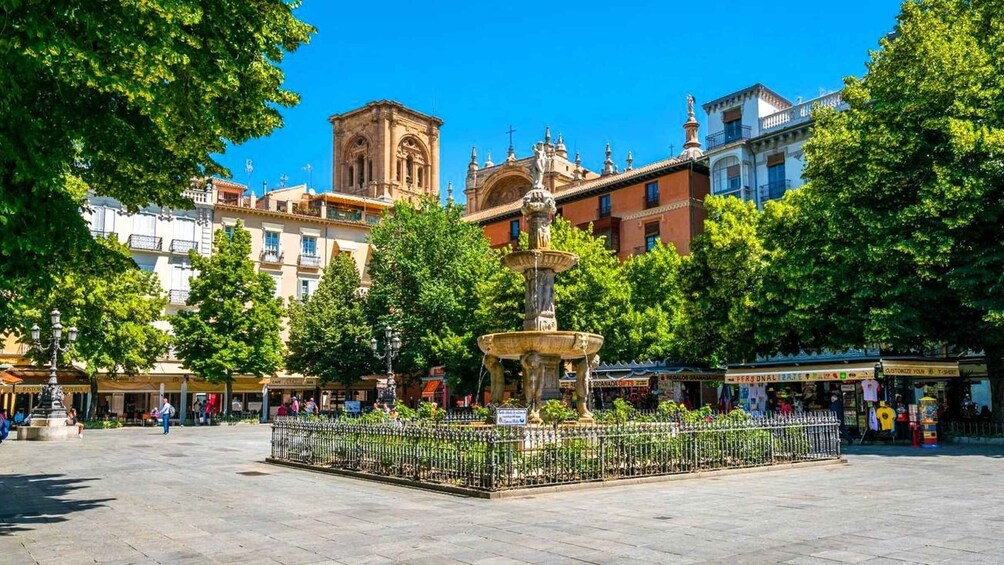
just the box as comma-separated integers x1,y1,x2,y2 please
501,249,577,274
478,331,603,361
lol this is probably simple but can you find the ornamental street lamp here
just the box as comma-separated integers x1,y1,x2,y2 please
369,325,401,407
29,309,77,420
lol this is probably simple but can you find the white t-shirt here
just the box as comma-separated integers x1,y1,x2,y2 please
861,379,880,402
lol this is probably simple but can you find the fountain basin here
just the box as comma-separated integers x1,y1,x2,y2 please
502,250,578,274
478,331,604,361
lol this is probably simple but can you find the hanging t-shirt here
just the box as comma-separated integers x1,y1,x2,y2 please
861,379,880,402
869,406,880,431
876,405,895,431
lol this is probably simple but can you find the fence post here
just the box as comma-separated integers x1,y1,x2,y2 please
487,432,497,491
599,435,606,480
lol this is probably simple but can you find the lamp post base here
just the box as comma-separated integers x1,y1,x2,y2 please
17,418,80,441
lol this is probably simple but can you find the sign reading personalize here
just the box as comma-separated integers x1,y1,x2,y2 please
725,367,875,384
495,407,528,426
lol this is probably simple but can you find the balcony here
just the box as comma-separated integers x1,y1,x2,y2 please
260,248,283,264
760,92,845,134
298,254,321,268
328,208,363,223
759,179,792,202
182,188,211,205
706,125,752,150
128,234,162,251
170,239,198,254
365,213,381,225
169,289,190,305
291,203,321,218
712,184,753,202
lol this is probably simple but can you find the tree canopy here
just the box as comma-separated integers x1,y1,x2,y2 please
172,222,284,408
367,200,498,393
286,253,374,387
19,238,170,417
0,1,314,332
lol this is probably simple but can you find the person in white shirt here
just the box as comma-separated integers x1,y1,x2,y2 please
159,397,174,435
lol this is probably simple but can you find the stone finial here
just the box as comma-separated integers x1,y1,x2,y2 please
484,151,494,168
555,134,567,158
602,143,616,176
680,94,704,159
468,146,479,171
507,144,516,162
625,150,634,171
572,150,582,180
544,126,551,147
446,181,454,205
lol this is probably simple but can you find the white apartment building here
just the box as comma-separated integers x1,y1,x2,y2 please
700,83,846,207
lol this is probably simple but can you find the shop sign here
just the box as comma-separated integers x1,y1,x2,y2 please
495,407,528,426
881,362,959,378
841,384,856,392
726,368,873,384
268,376,319,388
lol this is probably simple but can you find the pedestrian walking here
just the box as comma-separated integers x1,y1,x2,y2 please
291,397,300,418
193,399,203,426
159,396,175,435
306,397,317,416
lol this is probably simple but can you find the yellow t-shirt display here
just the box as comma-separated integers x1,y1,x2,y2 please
876,405,895,431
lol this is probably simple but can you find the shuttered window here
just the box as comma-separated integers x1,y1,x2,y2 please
767,153,785,167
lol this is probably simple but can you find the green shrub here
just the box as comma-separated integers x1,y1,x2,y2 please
540,399,576,426
84,419,123,429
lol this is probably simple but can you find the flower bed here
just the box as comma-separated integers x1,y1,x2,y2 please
269,411,840,492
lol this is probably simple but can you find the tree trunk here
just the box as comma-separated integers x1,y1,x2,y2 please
88,376,99,420
225,379,233,416
987,346,1004,425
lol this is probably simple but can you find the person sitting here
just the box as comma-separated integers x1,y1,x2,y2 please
13,409,25,427
276,403,288,417
65,408,84,438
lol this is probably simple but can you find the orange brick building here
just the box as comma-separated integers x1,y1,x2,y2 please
464,98,710,259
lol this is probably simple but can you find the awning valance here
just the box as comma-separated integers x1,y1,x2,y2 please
881,360,960,378
725,363,876,384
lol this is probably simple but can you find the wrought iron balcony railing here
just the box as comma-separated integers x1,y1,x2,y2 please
170,239,198,254
705,125,752,150
328,208,363,223
261,248,284,264
759,179,792,202
128,234,162,251
169,289,190,305
712,184,753,202
298,254,321,268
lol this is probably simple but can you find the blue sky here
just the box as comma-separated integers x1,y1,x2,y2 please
216,1,903,204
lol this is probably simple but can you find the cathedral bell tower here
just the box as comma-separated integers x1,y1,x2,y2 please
329,101,443,203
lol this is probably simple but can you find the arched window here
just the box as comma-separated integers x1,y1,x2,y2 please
348,166,354,188
356,155,365,188
711,156,743,196
396,160,402,181
406,156,414,185
417,168,424,188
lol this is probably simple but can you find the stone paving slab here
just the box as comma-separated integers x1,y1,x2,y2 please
1,426,1003,564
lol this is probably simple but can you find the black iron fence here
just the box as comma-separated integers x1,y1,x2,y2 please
270,414,840,492
944,420,1004,438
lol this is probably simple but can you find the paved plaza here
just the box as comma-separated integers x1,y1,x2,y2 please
1,426,1002,565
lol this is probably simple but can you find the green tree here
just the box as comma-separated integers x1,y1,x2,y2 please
286,253,373,387
622,241,685,361
676,196,766,366
786,0,1004,419
0,2,314,332
172,222,284,411
549,218,634,363
367,200,498,394
20,239,170,419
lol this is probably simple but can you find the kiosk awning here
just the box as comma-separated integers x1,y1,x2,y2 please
881,360,960,378
725,363,876,384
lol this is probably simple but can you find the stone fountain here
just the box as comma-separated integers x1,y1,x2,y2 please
478,143,604,424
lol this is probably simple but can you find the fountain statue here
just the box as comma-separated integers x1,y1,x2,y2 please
478,144,604,423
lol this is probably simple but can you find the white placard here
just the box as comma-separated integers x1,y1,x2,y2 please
495,408,528,426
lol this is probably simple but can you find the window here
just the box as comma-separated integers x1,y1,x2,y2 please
727,165,742,191
644,222,660,252
645,181,659,209
91,206,116,235
298,278,318,300
509,219,520,241
712,156,744,196
301,235,317,257
264,231,280,253
134,258,156,273
174,217,196,242
723,107,743,141
134,213,157,237
766,154,787,200
598,194,611,218
224,225,235,240
270,274,282,298
356,155,365,188
348,166,354,188
555,207,563,218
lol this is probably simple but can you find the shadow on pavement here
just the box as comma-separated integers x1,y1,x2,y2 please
0,474,113,536
844,444,1004,458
